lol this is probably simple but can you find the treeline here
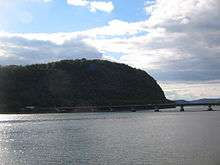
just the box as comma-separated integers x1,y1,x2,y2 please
0,59,169,113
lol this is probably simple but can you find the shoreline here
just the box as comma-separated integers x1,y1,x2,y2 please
0,104,176,114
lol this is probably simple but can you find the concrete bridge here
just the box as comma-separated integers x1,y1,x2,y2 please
153,102,220,112
50,102,220,113
101,102,220,112
96,102,220,112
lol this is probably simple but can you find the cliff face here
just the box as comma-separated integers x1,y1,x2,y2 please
0,59,168,111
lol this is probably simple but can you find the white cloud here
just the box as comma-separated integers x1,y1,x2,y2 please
0,35,101,65
160,81,220,100
89,1,114,13
67,0,114,13
67,0,88,6
80,19,146,37
83,0,220,99
145,0,220,29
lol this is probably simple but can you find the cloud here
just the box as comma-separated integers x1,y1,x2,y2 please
1,0,220,80
79,19,146,37
160,81,220,100
67,0,114,13
0,35,102,65
0,0,220,99
145,0,220,29
85,0,220,82
142,0,220,81
67,0,88,6
89,1,114,13
81,0,220,99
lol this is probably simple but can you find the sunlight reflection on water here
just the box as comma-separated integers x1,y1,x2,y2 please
0,107,220,165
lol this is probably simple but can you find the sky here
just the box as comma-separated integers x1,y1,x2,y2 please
0,0,220,100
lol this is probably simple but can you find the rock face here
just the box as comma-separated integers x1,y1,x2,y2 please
0,59,168,112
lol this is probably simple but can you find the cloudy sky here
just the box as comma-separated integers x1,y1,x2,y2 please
0,0,220,100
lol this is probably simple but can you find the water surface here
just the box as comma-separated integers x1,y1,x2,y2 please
0,107,220,165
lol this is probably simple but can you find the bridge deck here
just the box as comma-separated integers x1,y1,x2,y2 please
175,103,220,106
54,102,220,112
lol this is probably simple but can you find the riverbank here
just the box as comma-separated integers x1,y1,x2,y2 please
0,104,176,114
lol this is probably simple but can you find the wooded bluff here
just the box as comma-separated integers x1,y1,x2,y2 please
0,59,169,113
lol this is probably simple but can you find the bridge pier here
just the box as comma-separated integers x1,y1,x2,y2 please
154,106,160,112
207,105,213,111
109,107,113,112
180,105,185,112
131,107,136,112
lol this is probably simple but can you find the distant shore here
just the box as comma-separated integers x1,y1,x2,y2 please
0,104,176,114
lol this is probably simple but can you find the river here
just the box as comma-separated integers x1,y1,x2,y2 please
0,106,220,165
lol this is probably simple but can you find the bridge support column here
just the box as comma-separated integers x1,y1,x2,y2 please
154,106,160,112
180,105,184,112
131,107,136,112
207,105,213,111
109,107,113,112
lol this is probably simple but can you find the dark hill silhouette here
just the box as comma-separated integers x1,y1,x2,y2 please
0,59,169,113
